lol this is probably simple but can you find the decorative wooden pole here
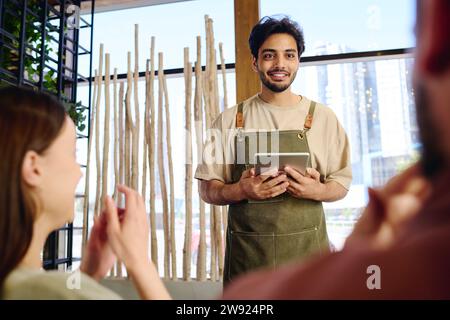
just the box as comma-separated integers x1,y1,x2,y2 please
218,42,230,267
219,42,228,109
82,69,98,248
113,68,119,201
161,62,177,281
117,81,125,278
203,16,212,130
158,52,170,279
183,47,193,281
149,37,158,269
212,18,225,280
94,44,104,217
194,36,207,281
204,16,216,281
222,206,228,249
118,81,125,206
132,24,140,191
142,59,149,202
125,52,133,187
208,18,220,119
101,53,111,214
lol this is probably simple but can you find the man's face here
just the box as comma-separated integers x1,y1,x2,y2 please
252,33,300,93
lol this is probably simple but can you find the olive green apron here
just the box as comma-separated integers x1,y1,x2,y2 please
223,100,330,285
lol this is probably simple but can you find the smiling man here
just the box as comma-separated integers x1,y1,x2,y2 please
195,16,352,285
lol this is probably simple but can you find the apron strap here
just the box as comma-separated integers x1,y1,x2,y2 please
304,100,316,130
236,102,244,128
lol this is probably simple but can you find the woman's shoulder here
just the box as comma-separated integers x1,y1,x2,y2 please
2,267,122,300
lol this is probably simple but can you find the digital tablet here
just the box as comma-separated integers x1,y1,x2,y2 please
254,152,310,176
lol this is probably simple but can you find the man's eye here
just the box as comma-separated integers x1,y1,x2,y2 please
287,53,296,59
264,53,274,59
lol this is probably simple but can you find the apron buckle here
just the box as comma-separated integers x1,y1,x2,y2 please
237,128,245,142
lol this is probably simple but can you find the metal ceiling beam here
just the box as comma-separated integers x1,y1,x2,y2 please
79,0,193,14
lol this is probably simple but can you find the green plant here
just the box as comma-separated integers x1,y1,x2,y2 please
64,100,86,132
1,1,86,130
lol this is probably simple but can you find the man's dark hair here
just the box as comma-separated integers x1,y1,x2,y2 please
249,16,305,61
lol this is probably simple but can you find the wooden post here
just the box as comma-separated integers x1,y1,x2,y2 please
215,205,224,278
158,52,170,279
132,24,140,191
209,204,216,281
117,81,125,278
234,0,260,102
101,53,111,211
119,81,125,204
194,36,207,281
207,17,225,281
208,19,220,119
219,42,228,109
222,206,228,249
149,37,158,269
204,16,217,281
203,16,212,130
162,64,177,281
142,59,150,202
183,47,193,281
94,44,104,217
125,52,132,187
82,69,98,248
113,68,119,201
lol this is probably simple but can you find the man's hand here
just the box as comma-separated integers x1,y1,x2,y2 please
284,167,325,201
345,163,431,251
239,168,289,201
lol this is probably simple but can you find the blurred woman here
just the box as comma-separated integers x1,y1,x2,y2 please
0,87,169,299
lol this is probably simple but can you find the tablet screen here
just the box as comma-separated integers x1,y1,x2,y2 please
254,152,310,176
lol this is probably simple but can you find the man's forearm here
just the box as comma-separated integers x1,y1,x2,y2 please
317,181,348,202
200,180,245,205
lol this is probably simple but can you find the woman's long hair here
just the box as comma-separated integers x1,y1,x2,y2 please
0,86,66,288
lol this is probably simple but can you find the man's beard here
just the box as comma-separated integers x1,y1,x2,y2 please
258,69,297,93
415,82,446,178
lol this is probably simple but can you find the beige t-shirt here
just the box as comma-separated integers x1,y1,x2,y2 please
194,94,352,190
1,267,122,300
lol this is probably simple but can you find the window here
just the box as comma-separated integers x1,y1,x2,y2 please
78,0,235,74
294,56,417,248
261,0,416,56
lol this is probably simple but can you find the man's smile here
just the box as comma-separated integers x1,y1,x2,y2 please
267,70,290,81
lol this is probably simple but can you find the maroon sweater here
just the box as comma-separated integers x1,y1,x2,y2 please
223,174,450,299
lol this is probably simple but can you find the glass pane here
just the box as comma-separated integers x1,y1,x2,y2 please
57,230,67,259
292,56,417,249
260,0,416,56
81,0,235,74
73,228,83,259
73,196,86,228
